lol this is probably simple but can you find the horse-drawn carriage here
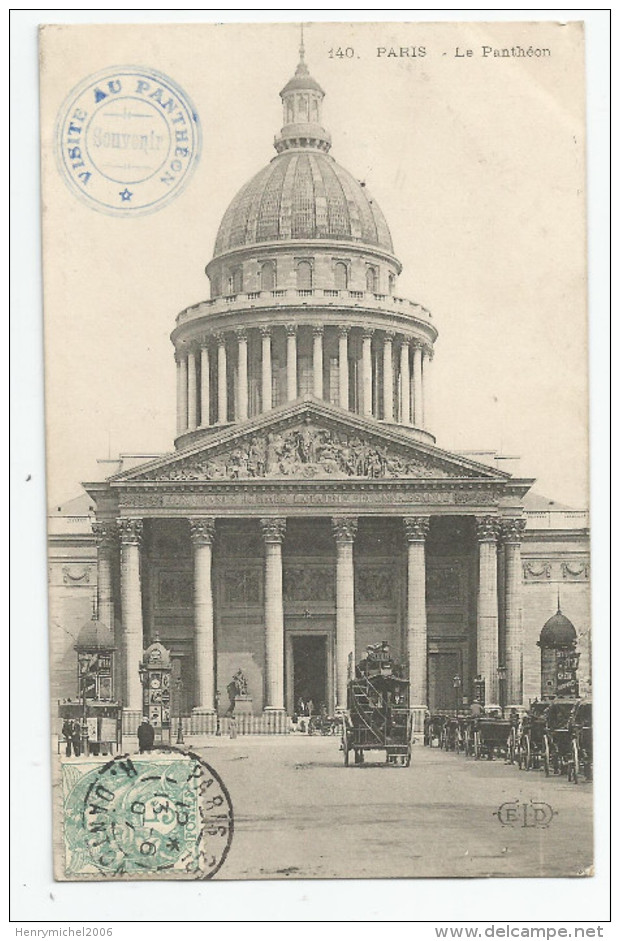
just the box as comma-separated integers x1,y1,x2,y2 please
342,644,412,767
424,712,447,747
569,700,593,783
542,699,581,777
471,714,517,762
441,715,465,752
517,700,550,770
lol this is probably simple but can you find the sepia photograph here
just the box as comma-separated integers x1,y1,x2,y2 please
11,11,610,922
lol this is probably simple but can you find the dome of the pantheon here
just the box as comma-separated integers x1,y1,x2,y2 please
214,152,394,256
212,48,394,259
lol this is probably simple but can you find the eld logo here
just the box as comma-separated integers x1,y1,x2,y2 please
494,800,557,828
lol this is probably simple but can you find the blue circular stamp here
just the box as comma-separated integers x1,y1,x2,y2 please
56,66,201,216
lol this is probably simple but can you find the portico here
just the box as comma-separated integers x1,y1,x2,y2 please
85,400,532,733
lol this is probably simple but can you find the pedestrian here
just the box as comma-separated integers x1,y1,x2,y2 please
137,716,155,754
470,699,483,717
62,718,75,757
72,720,83,757
229,714,237,739
307,698,314,718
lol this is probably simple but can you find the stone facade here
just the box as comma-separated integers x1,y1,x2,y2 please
47,47,590,732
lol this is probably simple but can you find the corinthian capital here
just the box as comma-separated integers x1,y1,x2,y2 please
501,518,526,544
476,516,501,543
92,520,118,550
403,516,430,543
117,518,143,546
260,517,286,544
189,518,216,546
331,517,358,544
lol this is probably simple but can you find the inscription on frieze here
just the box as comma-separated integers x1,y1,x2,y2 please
119,486,500,510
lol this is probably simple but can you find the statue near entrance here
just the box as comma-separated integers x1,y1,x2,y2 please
233,668,248,697
226,667,253,715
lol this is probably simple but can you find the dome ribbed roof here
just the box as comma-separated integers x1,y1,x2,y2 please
540,609,577,647
213,151,394,257
75,618,115,650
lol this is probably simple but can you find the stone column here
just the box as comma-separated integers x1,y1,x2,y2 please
361,330,373,417
190,518,216,714
177,352,188,435
92,521,117,630
200,341,210,427
476,517,501,706
261,327,273,412
312,325,324,399
501,518,526,706
261,518,286,711
404,517,430,731
383,331,394,422
216,333,228,424
236,328,248,421
175,354,184,436
118,518,144,720
399,338,411,425
338,326,349,410
422,345,432,429
187,347,198,431
286,324,297,402
332,517,358,711
412,342,423,428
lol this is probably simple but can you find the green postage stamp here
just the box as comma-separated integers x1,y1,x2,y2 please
61,751,233,880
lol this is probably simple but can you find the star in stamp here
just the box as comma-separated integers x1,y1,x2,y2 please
61,749,233,879
55,66,201,216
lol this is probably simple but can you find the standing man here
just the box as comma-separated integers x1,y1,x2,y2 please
62,718,75,757
137,716,155,754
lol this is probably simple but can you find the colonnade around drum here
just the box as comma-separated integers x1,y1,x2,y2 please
175,324,433,438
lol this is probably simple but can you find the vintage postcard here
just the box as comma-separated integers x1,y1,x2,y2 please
40,20,593,882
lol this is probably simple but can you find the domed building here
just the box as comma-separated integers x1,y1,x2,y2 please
171,44,436,445
48,42,591,734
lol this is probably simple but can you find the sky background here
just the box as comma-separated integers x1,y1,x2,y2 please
40,20,589,508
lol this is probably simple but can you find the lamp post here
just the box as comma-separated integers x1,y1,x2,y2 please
453,674,462,716
77,650,92,756
215,690,221,737
176,678,184,744
497,664,507,718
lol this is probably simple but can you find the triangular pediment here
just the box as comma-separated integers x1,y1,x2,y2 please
113,399,510,484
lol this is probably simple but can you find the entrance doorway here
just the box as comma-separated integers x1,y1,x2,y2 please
428,651,462,712
291,635,327,714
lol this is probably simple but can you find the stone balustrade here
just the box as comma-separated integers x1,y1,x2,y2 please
175,288,434,327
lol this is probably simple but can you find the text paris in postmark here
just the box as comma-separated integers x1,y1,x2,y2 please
62,750,233,879
56,66,201,216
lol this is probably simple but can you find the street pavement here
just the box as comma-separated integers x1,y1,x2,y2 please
191,734,593,880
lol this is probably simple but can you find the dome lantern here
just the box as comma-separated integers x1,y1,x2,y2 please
275,30,331,154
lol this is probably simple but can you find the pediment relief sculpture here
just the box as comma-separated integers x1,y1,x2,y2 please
139,422,470,482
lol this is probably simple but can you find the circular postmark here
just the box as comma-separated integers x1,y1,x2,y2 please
63,749,233,879
56,67,201,216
